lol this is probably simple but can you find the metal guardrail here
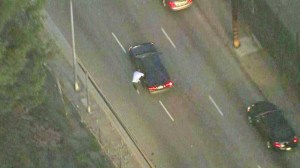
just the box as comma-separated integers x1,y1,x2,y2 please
76,57,154,168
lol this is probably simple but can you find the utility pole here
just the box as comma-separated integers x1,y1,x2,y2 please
232,0,241,48
70,0,80,91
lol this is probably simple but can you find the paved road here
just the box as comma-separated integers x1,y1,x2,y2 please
46,0,298,167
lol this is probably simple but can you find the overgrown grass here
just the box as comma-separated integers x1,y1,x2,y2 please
0,70,113,168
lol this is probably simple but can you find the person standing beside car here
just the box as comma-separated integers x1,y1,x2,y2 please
132,69,144,93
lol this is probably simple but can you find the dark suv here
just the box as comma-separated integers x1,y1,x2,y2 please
128,43,173,94
247,101,298,151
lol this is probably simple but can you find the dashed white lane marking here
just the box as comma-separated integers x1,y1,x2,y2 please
112,32,126,54
161,27,176,49
159,100,174,121
257,165,262,168
208,95,224,116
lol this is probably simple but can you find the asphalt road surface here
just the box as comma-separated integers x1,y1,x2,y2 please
46,0,299,167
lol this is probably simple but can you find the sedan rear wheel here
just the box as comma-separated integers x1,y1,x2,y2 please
267,141,271,149
162,0,166,6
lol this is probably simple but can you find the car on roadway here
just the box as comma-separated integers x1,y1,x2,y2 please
247,101,298,151
162,0,192,11
128,43,173,94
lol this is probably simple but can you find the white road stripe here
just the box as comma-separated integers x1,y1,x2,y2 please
257,165,262,168
159,100,174,121
208,95,224,116
112,32,126,54
161,27,176,49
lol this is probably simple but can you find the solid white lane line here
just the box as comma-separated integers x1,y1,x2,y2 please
112,32,126,54
161,27,176,49
159,100,174,121
208,95,224,116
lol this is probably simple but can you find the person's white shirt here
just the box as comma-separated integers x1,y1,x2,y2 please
132,71,144,83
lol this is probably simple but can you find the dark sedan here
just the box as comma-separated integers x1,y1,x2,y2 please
247,101,298,151
128,43,173,94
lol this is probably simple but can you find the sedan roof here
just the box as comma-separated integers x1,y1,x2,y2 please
138,52,170,86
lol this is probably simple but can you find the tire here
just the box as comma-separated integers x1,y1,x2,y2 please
267,141,271,149
162,0,166,7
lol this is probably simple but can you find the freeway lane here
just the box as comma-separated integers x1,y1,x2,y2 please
46,0,297,167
